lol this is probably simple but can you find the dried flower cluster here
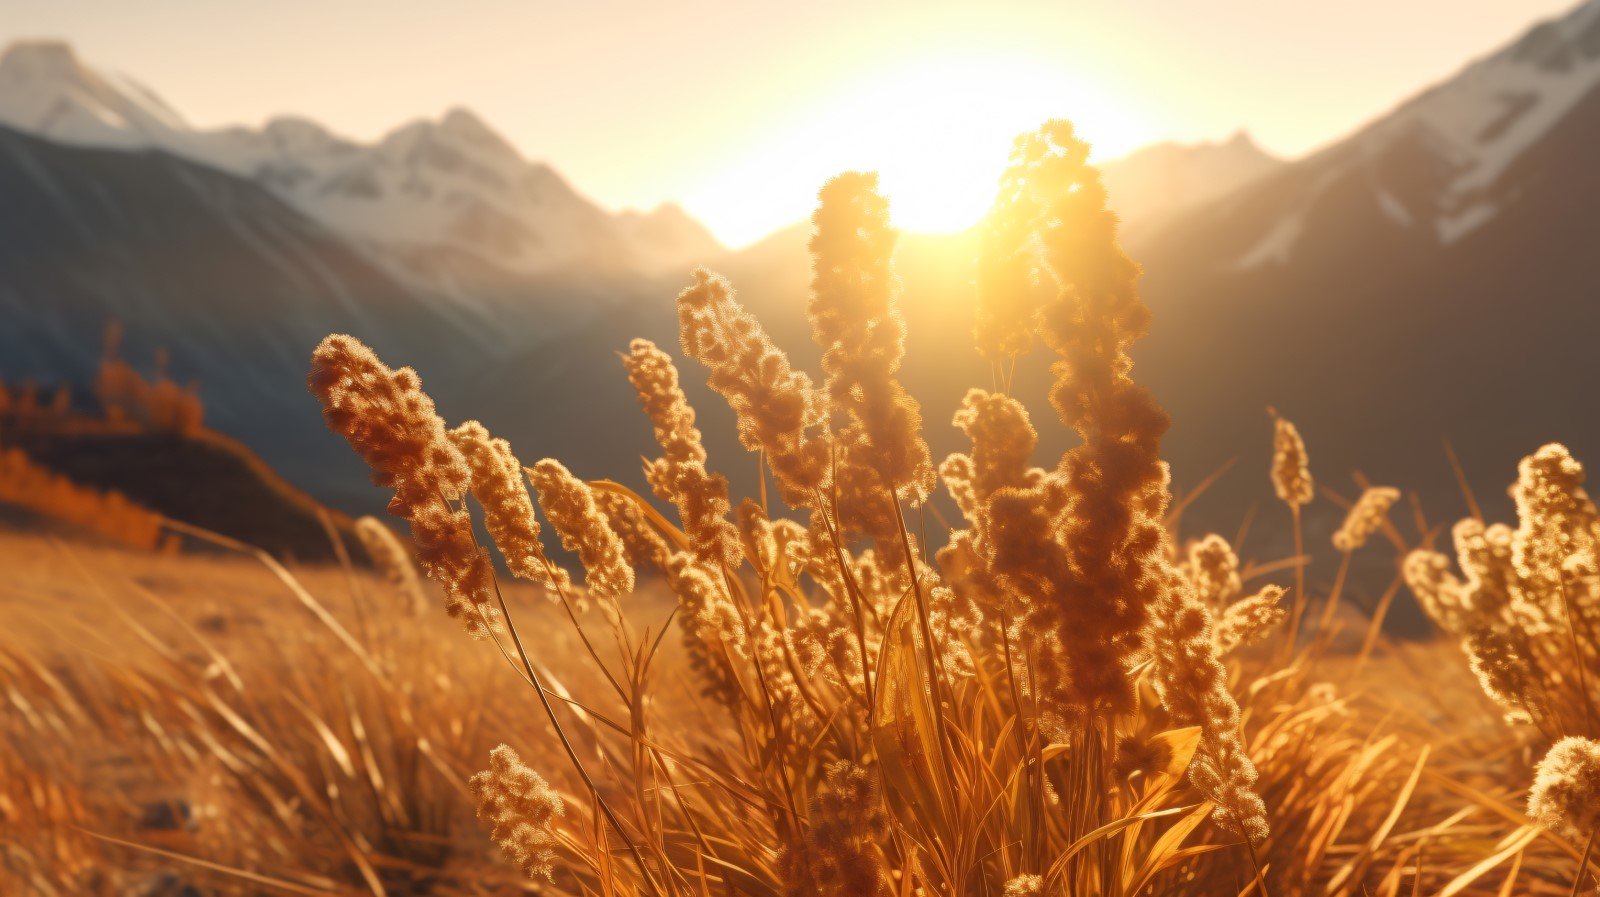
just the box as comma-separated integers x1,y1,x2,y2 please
1147,568,1271,844
1213,584,1289,656
809,172,935,516
353,516,428,615
450,421,567,589
677,269,830,509
623,339,741,567
973,143,1045,364
526,459,633,599
781,762,891,897
1185,534,1244,611
1528,736,1600,842
978,122,1171,718
469,745,565,881
310,335,498,636
1270,416,1314,508
1404,443,1600,735
1333,486,1400,552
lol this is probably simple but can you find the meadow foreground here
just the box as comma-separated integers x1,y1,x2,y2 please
7,121,1600,896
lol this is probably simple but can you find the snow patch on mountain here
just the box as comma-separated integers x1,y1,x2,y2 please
1375,188,1414,227
1234,213,1304,269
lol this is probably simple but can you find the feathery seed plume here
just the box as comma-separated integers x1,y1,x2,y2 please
937,389,1042,620
450,421,569,589
1511,443,1600,619
308,335,498,636
676,269,830,507
977,122,1266,837
662,551,747,706
1333,486,1400,552
527,459,634,598
1003,874,1044,897
782,761,891,897
623,339,741,567
1214,584,1288,655
1465,627,1541,725
981,121,1181,717
469,745,564,881
1147,570,1271,844
353,516,429,616
1453,519,1517,622
1528,737,1600,841
1404,550,1471,635
974,137,1047,363
1270,415,1314,508
1185,534,1243,611
809,172,936,509
595,490,672,573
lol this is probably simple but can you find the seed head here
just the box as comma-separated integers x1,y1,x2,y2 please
450,421,568,590
1214,584,1288,655
1529,737,1600,841
676,269,830,507
623,339,741,567
1270,415,1313,508
353,516,428,616
809,172,935,505
469,745,564,881
308,335,498,636
1333,486,1400,552
1185,534,1243,611
527,459,634,598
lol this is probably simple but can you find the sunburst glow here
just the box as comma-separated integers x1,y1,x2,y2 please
680,53,1157,246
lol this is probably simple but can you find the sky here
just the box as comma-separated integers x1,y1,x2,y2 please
4,0,1582,245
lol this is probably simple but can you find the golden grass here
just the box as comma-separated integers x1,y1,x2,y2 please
7,118,1600,897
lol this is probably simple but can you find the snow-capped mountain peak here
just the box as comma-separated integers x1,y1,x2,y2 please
0,40,188,147
1372,0,1600,242
1225,0,1600,269
0,39,722,280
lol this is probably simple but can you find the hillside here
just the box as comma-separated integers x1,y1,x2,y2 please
4,419,357,561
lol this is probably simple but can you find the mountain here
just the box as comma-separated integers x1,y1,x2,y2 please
6,0,1600,572
0,40,722,284
1129,0,1600,546
0,39,186,148
0,119,697,508
0,122,480,505
1100,131,1281,241
0,42,712,509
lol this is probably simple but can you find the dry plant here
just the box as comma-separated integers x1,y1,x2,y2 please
1404,442,1600,888
7,119,1600,897
300,120,1564,896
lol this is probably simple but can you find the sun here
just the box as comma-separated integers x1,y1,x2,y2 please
681,52,1157,246
843,55,1155,234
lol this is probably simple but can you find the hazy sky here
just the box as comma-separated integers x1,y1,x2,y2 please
4,1,1580,244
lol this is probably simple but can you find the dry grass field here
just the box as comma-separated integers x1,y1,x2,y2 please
0,526,616,894
9,120,1600,896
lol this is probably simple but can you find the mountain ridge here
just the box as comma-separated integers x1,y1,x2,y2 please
0,40,724,283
